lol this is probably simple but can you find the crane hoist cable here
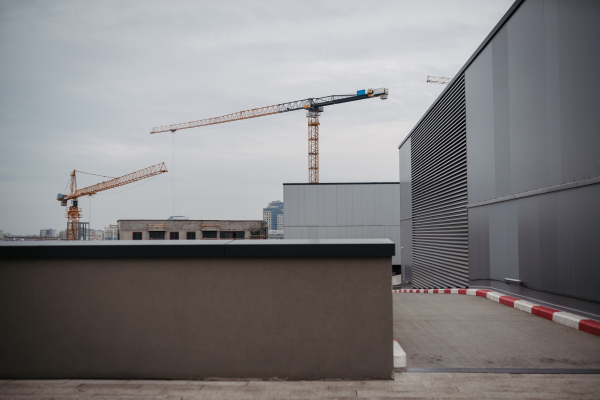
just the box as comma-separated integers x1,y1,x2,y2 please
150,88,389,183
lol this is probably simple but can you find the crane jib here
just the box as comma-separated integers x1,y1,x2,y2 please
149,88,388,134
58,162,168,201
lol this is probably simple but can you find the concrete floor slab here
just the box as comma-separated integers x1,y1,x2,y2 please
393,293,600,369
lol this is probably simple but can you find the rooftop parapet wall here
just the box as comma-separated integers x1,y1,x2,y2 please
0,239,394,380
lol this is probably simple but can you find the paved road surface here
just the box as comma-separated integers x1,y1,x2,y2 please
393,292,600,369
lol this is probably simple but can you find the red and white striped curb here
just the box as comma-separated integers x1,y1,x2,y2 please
393,288,600,337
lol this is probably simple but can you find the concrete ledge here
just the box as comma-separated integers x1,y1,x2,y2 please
0,239,395,259
393,339,406,368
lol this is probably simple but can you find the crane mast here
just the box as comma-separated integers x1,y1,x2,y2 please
57,162,168,240
151,88,388,183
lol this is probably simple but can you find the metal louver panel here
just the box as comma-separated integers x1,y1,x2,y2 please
411,75,468,288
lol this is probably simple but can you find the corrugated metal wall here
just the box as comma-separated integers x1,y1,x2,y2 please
410,75,468,288
283,183,401,265
399,138,412,285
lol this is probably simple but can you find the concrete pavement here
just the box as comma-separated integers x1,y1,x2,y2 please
393,293,600,369
2,373,600,399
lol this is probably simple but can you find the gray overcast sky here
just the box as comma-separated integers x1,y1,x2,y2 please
0,0,513,235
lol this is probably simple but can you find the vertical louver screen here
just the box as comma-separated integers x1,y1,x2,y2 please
411,75,468,288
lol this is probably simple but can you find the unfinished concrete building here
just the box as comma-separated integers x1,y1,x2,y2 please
118,220,267,240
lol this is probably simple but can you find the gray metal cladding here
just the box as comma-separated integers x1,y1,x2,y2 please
399,139,412,221
466,44,495,204
557,0,600,183
571,184,600,302
411,75,468,288
464,0,600,305
468,184,600,304
283,182,401,264
466,0,600,200
400,219,412,285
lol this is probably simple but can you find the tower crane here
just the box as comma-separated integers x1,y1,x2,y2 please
427,75,451,84
57,162,168,240
150,88,389,183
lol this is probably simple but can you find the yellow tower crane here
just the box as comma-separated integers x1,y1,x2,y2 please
57,162,168,240
427,75,451,84
150,88,388,183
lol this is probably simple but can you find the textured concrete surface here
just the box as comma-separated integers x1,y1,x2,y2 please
0,257,392,379
393,293,600,369
1,373,599,399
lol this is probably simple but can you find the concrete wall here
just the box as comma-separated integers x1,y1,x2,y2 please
283,183,401,265
0,240,394,380
465,0,600,315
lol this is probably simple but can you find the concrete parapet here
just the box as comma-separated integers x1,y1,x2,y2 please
0,239,394,380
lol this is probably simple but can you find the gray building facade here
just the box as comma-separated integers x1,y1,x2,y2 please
399,0,600,316
284,182,401,265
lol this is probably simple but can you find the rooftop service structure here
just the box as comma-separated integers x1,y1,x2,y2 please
398,0,600,317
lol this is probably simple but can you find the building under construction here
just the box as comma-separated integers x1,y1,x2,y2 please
117,220,267,240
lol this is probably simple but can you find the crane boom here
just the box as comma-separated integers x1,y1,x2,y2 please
60,162,168,200
150,88,388,184
150,90,387,134
57,162,168,240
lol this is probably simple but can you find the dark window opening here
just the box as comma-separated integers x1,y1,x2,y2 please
219,231,246,239
133,232,142,240
187,232,196,240
170,232,179,240
149,231,165,240
203,231,217,239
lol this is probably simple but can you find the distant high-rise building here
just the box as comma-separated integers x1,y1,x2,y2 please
39,229,57,237
104,224,119,240
262,200,284,231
